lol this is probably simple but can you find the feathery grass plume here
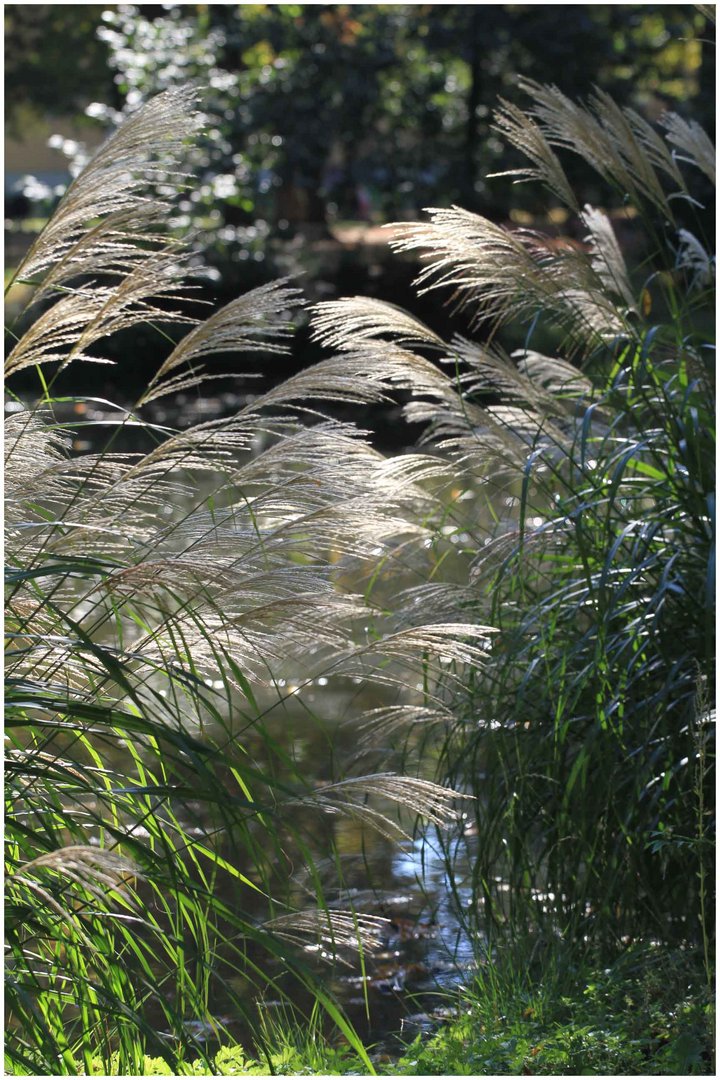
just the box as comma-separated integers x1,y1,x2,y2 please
333,622,496,688
6,247,196,376
580,204,637,312
355,702,456,745
660,110,716,186
622,104,691,194
517,79,646,198
445,336,584,433
590,88,687,204
251,343,459,414
5,86,203,389
311,296,447,352
516,77,685,219
25,204,174,310
675,228,715,289
4,409,70,502
490,97,580,211
7,846,140,926
263,910,388,955
9,84,202,292
138,279,303,404
512,348,592,397
388,206,628,352
292,774,463,840
392,582,490,625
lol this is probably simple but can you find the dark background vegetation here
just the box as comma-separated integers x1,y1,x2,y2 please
5,3,714,399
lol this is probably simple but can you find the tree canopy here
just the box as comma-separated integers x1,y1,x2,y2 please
6,4,712,224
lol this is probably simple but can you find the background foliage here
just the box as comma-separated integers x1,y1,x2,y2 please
6,4,714,228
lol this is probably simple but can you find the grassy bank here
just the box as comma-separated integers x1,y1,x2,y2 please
392,946,713,1076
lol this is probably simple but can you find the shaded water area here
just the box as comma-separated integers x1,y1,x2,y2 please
190,685,479,1059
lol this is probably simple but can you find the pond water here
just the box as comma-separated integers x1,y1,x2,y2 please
195,687,481,1059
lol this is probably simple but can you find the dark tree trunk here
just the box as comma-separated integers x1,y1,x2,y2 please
463,7,483,210
698,13,715,134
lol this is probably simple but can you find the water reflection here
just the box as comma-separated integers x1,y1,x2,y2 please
198,686,478,1054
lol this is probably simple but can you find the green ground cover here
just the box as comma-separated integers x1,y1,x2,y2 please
89,947,714,1075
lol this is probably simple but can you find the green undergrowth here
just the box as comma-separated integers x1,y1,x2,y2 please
392,946,714,1077
87,947,713,1076
90,1044,361,1076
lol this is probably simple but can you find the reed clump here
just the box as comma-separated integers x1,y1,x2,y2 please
311,79,715,959
4,87,488,1075
5,78,714,1075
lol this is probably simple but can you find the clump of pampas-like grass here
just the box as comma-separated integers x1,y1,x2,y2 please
5,86,488,1075
311,80,715,956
